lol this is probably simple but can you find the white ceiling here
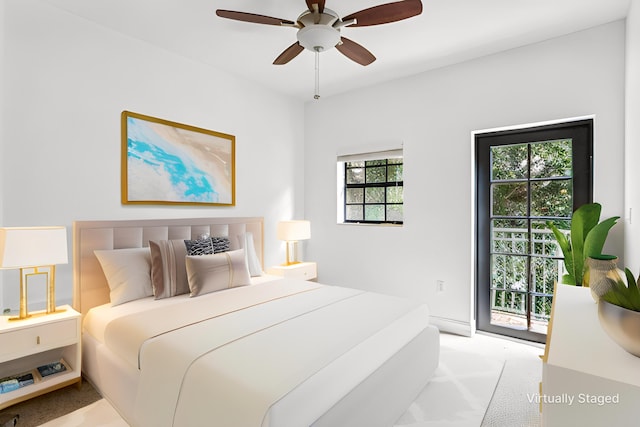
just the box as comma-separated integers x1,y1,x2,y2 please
44,0,631,101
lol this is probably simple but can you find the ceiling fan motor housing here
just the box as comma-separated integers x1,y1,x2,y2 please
296,8,341,52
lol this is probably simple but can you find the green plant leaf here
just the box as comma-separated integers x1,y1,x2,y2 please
626,269,640,311
580,216,619,285
601,278,625,306
604,279,633,306
547,220,575,285
560,274,574,285
602,268,640,312
583,216,619,258
570,203,603,286
572,203,602,240
624,268,636,287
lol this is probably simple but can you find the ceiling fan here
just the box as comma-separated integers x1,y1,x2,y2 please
216,0,423,99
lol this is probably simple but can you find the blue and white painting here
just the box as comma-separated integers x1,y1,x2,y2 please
124,113,234,205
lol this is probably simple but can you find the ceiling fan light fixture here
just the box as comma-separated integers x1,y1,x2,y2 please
297,24,340,52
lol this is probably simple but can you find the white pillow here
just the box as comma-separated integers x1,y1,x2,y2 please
185,249,251,297
94,247,153,306
237,232,262,277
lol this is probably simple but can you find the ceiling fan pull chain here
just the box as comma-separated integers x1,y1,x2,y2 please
314,47,321,100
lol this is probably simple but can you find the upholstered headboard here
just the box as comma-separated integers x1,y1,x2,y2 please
72,217,264,317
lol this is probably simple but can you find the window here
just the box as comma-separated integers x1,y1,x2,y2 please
337,148,403,225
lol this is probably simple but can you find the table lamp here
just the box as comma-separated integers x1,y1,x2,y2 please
276,220,310,265
0,226,68,320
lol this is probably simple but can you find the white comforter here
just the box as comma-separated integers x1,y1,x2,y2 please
97,278,432,427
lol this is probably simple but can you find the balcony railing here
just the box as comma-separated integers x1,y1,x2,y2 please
490,227,564,325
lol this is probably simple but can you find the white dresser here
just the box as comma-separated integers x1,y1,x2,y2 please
541,285,640,426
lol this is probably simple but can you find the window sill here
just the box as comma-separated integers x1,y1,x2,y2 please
338,222,403,227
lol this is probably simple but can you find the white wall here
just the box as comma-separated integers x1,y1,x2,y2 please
0,0,5,311
1,0,304,311
304,22,626,335
625,1,640,274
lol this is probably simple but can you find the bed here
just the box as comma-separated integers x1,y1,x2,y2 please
72,217,439,427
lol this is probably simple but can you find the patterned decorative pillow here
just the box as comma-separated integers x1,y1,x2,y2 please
184,237,230,256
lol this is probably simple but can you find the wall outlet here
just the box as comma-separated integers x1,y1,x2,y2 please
436,280,445,293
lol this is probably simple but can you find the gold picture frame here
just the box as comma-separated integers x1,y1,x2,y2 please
121,111,235,206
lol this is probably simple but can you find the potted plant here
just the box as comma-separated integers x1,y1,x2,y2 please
598,269,640,357
547,202,619,286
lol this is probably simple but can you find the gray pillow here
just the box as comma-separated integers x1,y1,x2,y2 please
149,239,190,299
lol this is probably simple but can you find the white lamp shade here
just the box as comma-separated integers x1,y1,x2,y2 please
276,220,311,242
0,226,68,269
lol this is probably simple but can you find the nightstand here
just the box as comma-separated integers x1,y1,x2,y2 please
0,305,81,409
267,262,317,281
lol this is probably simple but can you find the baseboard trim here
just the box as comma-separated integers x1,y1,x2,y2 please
429,316,473,337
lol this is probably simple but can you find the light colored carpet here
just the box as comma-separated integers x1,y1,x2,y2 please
395,333,505,427
394,332,542,427
37,332,543,426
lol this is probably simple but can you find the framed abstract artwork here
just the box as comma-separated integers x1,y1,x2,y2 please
121,111,235,206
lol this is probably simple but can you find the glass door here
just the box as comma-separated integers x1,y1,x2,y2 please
475,120,593,343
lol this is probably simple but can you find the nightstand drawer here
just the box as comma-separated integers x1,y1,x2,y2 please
287,263,317,280
0,318,77,360
267,262,317,281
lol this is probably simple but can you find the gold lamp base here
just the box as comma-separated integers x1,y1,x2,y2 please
282,240,303,266
8,265,61,321
9,307,66,322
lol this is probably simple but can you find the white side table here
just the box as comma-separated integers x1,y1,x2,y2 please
0,305,81,409
267,262,317,281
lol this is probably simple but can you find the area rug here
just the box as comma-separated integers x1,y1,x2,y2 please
479,354,542,427
0,380,101,427
395,336,506,427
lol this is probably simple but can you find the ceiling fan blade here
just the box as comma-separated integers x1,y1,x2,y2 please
336,37,376,66
305,0,325,13
343,0,423,27
273,42,305,65
216,10,295,26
